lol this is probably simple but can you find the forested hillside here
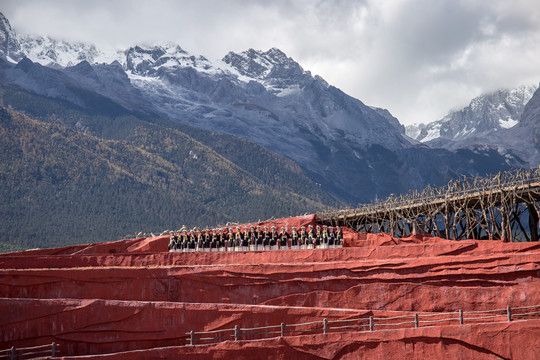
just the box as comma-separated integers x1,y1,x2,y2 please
0,85,335,252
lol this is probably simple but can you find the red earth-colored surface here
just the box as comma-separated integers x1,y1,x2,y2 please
1,214,539,359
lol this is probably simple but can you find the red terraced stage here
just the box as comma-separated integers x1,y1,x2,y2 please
1,215,540,359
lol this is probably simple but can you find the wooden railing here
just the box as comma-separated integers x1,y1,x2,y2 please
186,304,540,346
0,343,59,359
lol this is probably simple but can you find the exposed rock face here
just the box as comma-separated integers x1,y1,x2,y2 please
520,85,540,147
223,47,307,88
0,13,21,62
124,44,212,76
1,215,539,358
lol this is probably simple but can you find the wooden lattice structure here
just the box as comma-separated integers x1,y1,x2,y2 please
318,167,540,242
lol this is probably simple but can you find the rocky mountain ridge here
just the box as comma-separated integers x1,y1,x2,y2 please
0,12,520,204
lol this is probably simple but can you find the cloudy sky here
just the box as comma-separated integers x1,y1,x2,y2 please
3,0,540,125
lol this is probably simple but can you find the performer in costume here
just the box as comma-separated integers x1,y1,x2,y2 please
279,226,289,250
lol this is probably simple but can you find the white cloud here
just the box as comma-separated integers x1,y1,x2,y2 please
2,0,540,125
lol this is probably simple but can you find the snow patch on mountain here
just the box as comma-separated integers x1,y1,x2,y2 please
499,117,518,129
420,123,443,142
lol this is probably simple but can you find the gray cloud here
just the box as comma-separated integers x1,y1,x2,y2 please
2,0,540,125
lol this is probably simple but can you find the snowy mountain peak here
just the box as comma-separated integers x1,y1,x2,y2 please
17,34,102,68
0,12,104,67
222,48,306,87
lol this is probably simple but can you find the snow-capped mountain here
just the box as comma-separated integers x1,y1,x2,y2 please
18,34,103,69
0,12,520,203
0,12,119,69
113,44,419,201
406,85,537,144
452,85,540,168
121,44,410,148
0,24,410,153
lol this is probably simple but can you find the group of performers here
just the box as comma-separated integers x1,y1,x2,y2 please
168,224,343,252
